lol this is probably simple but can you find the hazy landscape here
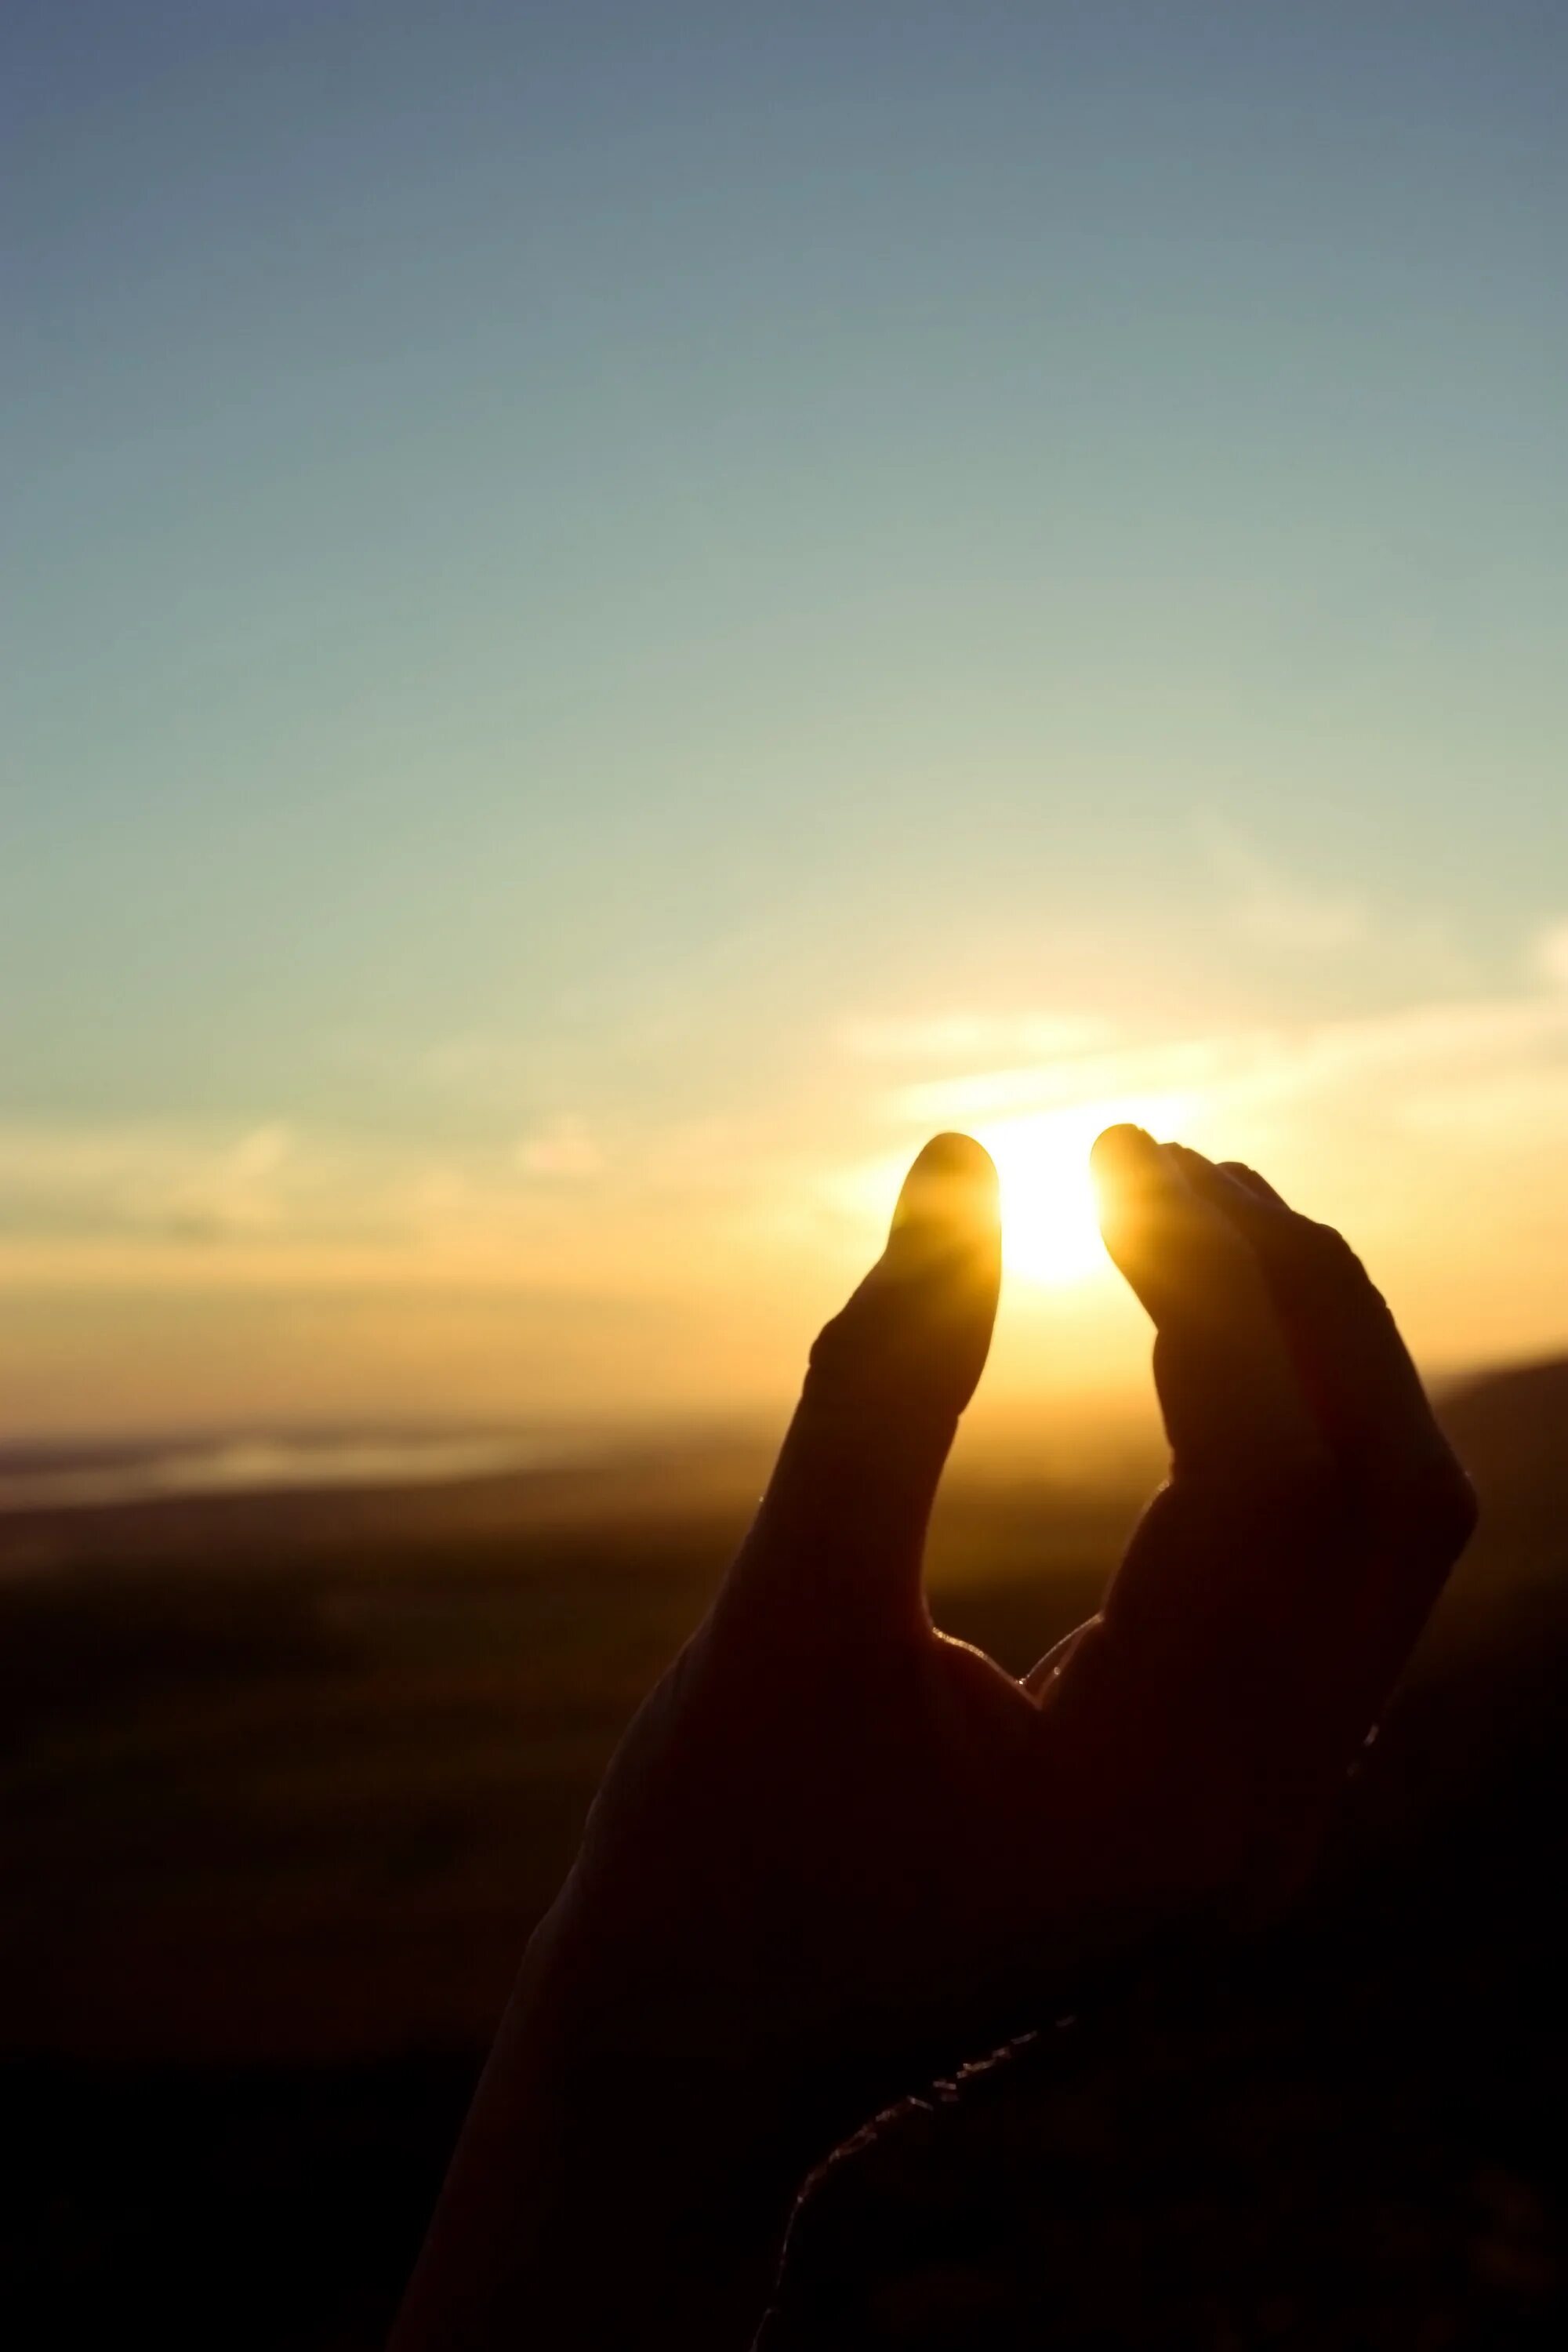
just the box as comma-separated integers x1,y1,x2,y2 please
2,1362,1565,2347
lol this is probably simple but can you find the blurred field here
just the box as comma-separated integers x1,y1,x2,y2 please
2,1369,1566,2347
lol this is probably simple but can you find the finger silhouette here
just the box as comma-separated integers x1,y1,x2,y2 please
1174,1149,1463,1495
723,1133,1001,1640
1090,1125,1324,1486
1047,1131,1351,1869
1170,1145,1475,1701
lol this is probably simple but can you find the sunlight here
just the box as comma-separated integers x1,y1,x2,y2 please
977,1094,1195,1286
827,1089,1200,1294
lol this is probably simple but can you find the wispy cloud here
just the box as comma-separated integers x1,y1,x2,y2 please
1203,820,1366,952
1535,918,1568,989
888,1034,1236,1126
0,1108,760,1300
9,946,1568,1417
838,1012,1111,1063
0,1122,308,1242
834,963,1568,1373
514,1114,604,1179
884,989,1568,1138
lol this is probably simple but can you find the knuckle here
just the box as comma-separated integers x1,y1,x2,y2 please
1262,1212,1367,1306
1301,1219,1370,1287
804,1300,858,1390
803,1286,896,1406
1284,1218,1403,1330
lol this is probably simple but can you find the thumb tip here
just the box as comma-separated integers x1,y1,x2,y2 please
911,1128,998,1185
891,1131,1000,1242
804,1134,1000,1422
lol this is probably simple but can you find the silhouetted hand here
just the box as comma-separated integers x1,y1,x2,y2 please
394,1127,1475,2352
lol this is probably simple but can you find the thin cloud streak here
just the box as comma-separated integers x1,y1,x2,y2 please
838,1013,1112,1063
6,971,1568,1433
888,989,1568,1134
1203,821,1367,953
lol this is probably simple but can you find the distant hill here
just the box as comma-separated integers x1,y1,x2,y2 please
1439,1353,1568,1518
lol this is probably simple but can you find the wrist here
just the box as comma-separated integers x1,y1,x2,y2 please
396,1900,818,2352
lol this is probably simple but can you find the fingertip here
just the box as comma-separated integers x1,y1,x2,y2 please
1090,1127,1189,1254
1089,1123,1161,1185
1091,1129,1282,1352
889,1131,1000,1247
904,1128,998,1193
811,1131,1001,1414
916,1128,996,1179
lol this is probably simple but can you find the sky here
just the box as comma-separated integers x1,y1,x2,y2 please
5,2,1568,1441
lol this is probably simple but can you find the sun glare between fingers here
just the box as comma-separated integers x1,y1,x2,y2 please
977,1096,1195,1286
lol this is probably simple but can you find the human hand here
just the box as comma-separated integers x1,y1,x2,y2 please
532,1127,1474,2143
396,1126,1475,2350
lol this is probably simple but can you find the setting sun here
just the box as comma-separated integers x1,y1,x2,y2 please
977,1096,1195,1286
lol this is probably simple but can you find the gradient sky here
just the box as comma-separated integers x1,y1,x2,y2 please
6,2,1568,1439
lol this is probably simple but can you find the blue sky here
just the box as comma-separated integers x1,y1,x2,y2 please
6,3,1568,1434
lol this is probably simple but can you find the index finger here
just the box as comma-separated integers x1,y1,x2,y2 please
1040,1130,1352,1900
1171,1147,1471,1517
1169,1145,1476,1700
1090,1125,1327,1490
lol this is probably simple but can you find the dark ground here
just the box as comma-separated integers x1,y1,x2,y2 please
2,1367,1565,2348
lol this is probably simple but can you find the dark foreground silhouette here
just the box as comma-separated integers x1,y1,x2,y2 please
389,1129,1479,2349
4,1156,1565,2347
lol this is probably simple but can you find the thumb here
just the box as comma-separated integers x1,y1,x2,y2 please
807,1129,1002,1424
724,1134,1001,1638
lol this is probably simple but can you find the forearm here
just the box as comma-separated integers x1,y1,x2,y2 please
391,1908,810,2352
